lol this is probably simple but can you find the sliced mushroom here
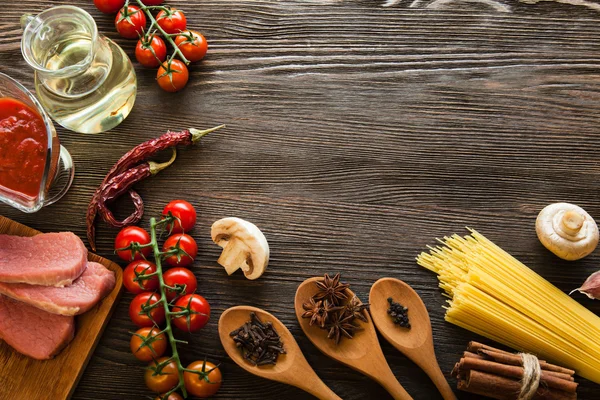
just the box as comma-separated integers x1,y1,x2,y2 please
536,202,599,261
211,217,269,280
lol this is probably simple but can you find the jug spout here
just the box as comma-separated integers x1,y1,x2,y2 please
20,5,111,93
20,14,34,30
21,6,100,78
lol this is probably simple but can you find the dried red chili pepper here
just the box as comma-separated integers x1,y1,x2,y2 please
97,151,175,227
86,126,223,250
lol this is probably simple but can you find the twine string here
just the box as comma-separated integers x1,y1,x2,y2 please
518,353,542,400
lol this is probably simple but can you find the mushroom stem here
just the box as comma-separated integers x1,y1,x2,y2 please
218,241,249,275
561,211,585,236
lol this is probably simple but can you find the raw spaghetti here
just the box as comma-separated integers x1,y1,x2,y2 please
417,228,600,384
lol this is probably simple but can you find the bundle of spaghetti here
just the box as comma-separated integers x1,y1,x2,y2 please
417,228,600,384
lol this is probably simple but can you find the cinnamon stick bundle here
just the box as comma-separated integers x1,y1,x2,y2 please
467,342,575,375
452,342,578,400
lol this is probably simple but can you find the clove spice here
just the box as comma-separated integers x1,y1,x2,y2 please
230,312,285,366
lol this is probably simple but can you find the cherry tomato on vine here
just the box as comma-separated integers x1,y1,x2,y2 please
115,5,147,39
129,292,165,327
145,357,179,393
130,327,167,361
162,199,197,233
123,260,159,294
94,0,125,14
156,60,189,93
172,294,210,332
162,233,197,267
163,267,197,301
154,394,183,400
174,30,208,63
135,35,167,68
183,360,222,397
115,226,151,261
156,8,187,34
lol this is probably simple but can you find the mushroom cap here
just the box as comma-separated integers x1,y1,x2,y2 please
536,202,599,261
211,217,269,280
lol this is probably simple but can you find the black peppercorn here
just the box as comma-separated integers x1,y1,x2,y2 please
387,297,410,329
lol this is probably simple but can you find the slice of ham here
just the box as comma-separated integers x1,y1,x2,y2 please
0,295,75,360
0,232,88,286
0,262,115,316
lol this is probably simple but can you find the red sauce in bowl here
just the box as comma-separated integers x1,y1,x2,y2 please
0,98,48,199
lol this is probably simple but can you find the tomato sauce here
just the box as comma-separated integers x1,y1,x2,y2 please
0,97,48,199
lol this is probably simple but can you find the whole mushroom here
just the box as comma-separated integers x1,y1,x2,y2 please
536,202,599,261
211,217,269,280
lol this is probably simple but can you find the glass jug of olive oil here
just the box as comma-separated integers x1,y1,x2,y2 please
21,6,136,134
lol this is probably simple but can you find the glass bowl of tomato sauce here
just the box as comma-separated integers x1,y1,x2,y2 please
0,72,74,213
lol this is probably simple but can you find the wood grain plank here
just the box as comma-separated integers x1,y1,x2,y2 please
1,0,600,398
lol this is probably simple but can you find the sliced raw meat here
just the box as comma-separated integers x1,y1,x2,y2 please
0,262,115,316
0,295,74,359
0,232,88,286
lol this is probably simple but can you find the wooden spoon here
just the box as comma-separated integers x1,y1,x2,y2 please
369,278,457,400
294,277,413,400
218,305,342,400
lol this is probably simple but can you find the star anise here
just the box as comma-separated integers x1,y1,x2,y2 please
326,312,362,344
343,295,370,322
320,300,344,328
302,297,324,327
314,273,349,305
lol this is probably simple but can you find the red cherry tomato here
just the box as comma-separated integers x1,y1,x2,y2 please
162,234,197,267
135,35,167,68
172,294,210,332
130,327,167,361
115,5,147,39
123,260,159,294
114,226,151,261
183,361,222,397
174,30,208,63
162,200,197,233
145,357,179,393
94,0,125,14
156,59,189,93
163,268,197,301
156,8,187,34
129,292,165,327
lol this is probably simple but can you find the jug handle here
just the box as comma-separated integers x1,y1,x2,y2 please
20,14,34,29
44,146,75,207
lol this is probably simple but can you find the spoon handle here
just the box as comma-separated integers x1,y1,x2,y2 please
285,363,342,400
422,361,457,400
290,376,342,400
294,376,342,400
376,366,413,400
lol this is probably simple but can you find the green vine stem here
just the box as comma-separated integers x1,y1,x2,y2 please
126,0,191,64
149,216,187,398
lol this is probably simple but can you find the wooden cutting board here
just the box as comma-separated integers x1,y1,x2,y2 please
0,215,123,399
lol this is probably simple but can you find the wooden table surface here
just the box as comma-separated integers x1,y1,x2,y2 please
2,0,600,398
